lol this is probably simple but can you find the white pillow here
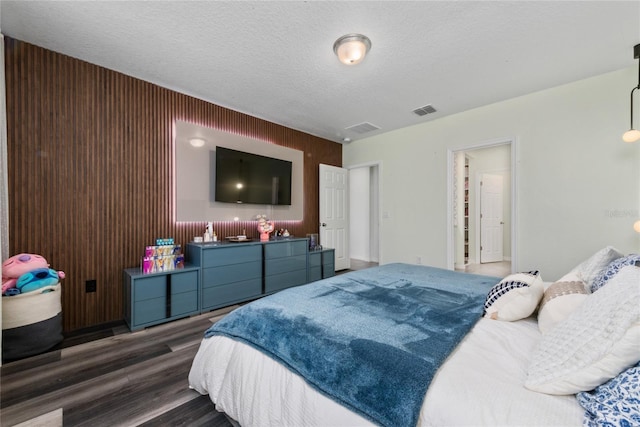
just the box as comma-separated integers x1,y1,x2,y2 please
483,271,544,321
569,246,623,290
537,280,588,334
525,265,640,395
557,270,589,293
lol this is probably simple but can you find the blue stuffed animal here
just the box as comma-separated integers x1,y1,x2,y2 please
16,268,60,293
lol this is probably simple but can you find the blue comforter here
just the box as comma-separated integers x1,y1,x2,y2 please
205,263,499,427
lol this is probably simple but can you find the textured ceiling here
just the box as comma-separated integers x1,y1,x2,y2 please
1,1,639,143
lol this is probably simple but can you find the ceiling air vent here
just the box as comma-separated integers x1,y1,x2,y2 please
413,104,437,117
345,122,381,134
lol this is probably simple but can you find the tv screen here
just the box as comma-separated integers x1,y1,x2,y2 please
214,146,292,205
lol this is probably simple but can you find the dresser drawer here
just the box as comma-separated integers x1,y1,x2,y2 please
308,266,322,282
171,291,198,316
202,278,262,309
265,254,307,276
134,276,166,302
309,251,322,267
201,245,262,268
134,297,165,325
202,261,262,288
265,269,307,293
264,240,307,259
171,270,198,294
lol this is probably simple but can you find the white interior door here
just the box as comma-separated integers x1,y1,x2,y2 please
480,173,503,263
319,164,350,271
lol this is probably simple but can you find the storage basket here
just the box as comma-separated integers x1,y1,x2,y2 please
2,284,63,361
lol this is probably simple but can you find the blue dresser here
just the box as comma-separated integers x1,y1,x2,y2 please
125,238,337,330
264,239,309,293
308,248,336,283
123,265,199,331
188,242,263,312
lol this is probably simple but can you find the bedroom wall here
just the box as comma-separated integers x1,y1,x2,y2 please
343,67,640,280
4,38,342,332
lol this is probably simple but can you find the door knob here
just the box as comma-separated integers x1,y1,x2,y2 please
321,223,327,227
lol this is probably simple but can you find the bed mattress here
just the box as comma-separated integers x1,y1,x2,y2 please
189,316,584,426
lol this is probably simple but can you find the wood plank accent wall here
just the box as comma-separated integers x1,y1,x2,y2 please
4,37,342,332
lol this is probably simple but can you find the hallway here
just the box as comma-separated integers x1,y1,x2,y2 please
457,261,511,278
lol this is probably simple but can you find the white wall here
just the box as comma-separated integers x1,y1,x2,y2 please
343,67,640,280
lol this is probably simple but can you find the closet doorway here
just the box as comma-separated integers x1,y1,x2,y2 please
348,163,380,268
447,139,516,277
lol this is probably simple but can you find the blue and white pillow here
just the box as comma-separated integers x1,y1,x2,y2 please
577,361,640,427
483,271,544,321
591,254,640,293
570,246,623,291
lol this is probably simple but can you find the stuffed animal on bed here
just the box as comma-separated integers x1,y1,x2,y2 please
2,253,65,296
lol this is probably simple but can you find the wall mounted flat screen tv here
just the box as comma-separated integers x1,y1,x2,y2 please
214,146,292,205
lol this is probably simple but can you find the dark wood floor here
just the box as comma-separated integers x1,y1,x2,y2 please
1,260,377,427
0,307,237,427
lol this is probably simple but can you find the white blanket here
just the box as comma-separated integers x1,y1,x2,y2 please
189,317,584,426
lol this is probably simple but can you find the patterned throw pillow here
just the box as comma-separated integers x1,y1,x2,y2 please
577,362,640,427
570,246,623,290
537,280,588,334
591,254,640,293
483,271,544,321
525,265,640,395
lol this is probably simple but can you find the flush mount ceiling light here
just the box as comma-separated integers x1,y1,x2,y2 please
622,44,640,143
333,34,371,65
189,138,206,148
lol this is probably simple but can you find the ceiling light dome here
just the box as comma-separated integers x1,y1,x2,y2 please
333,34,371,65
189,138,205,148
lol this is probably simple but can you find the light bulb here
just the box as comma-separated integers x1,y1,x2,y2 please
333,34,371,66
337,41,366,65
622,129,640,143
634,220,640,233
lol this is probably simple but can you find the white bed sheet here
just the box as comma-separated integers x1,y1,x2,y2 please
189,317,584,426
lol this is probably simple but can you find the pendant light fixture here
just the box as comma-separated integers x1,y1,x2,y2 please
622,44,640,143
333,34,372,65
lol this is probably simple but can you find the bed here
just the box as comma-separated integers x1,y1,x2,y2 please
189,253,640,427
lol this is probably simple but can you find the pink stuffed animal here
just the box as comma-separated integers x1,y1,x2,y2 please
2,253,65,295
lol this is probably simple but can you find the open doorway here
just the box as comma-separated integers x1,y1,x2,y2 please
348,163,380,269
447,140,516,277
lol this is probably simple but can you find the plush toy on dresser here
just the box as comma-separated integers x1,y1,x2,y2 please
2,253,65,361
